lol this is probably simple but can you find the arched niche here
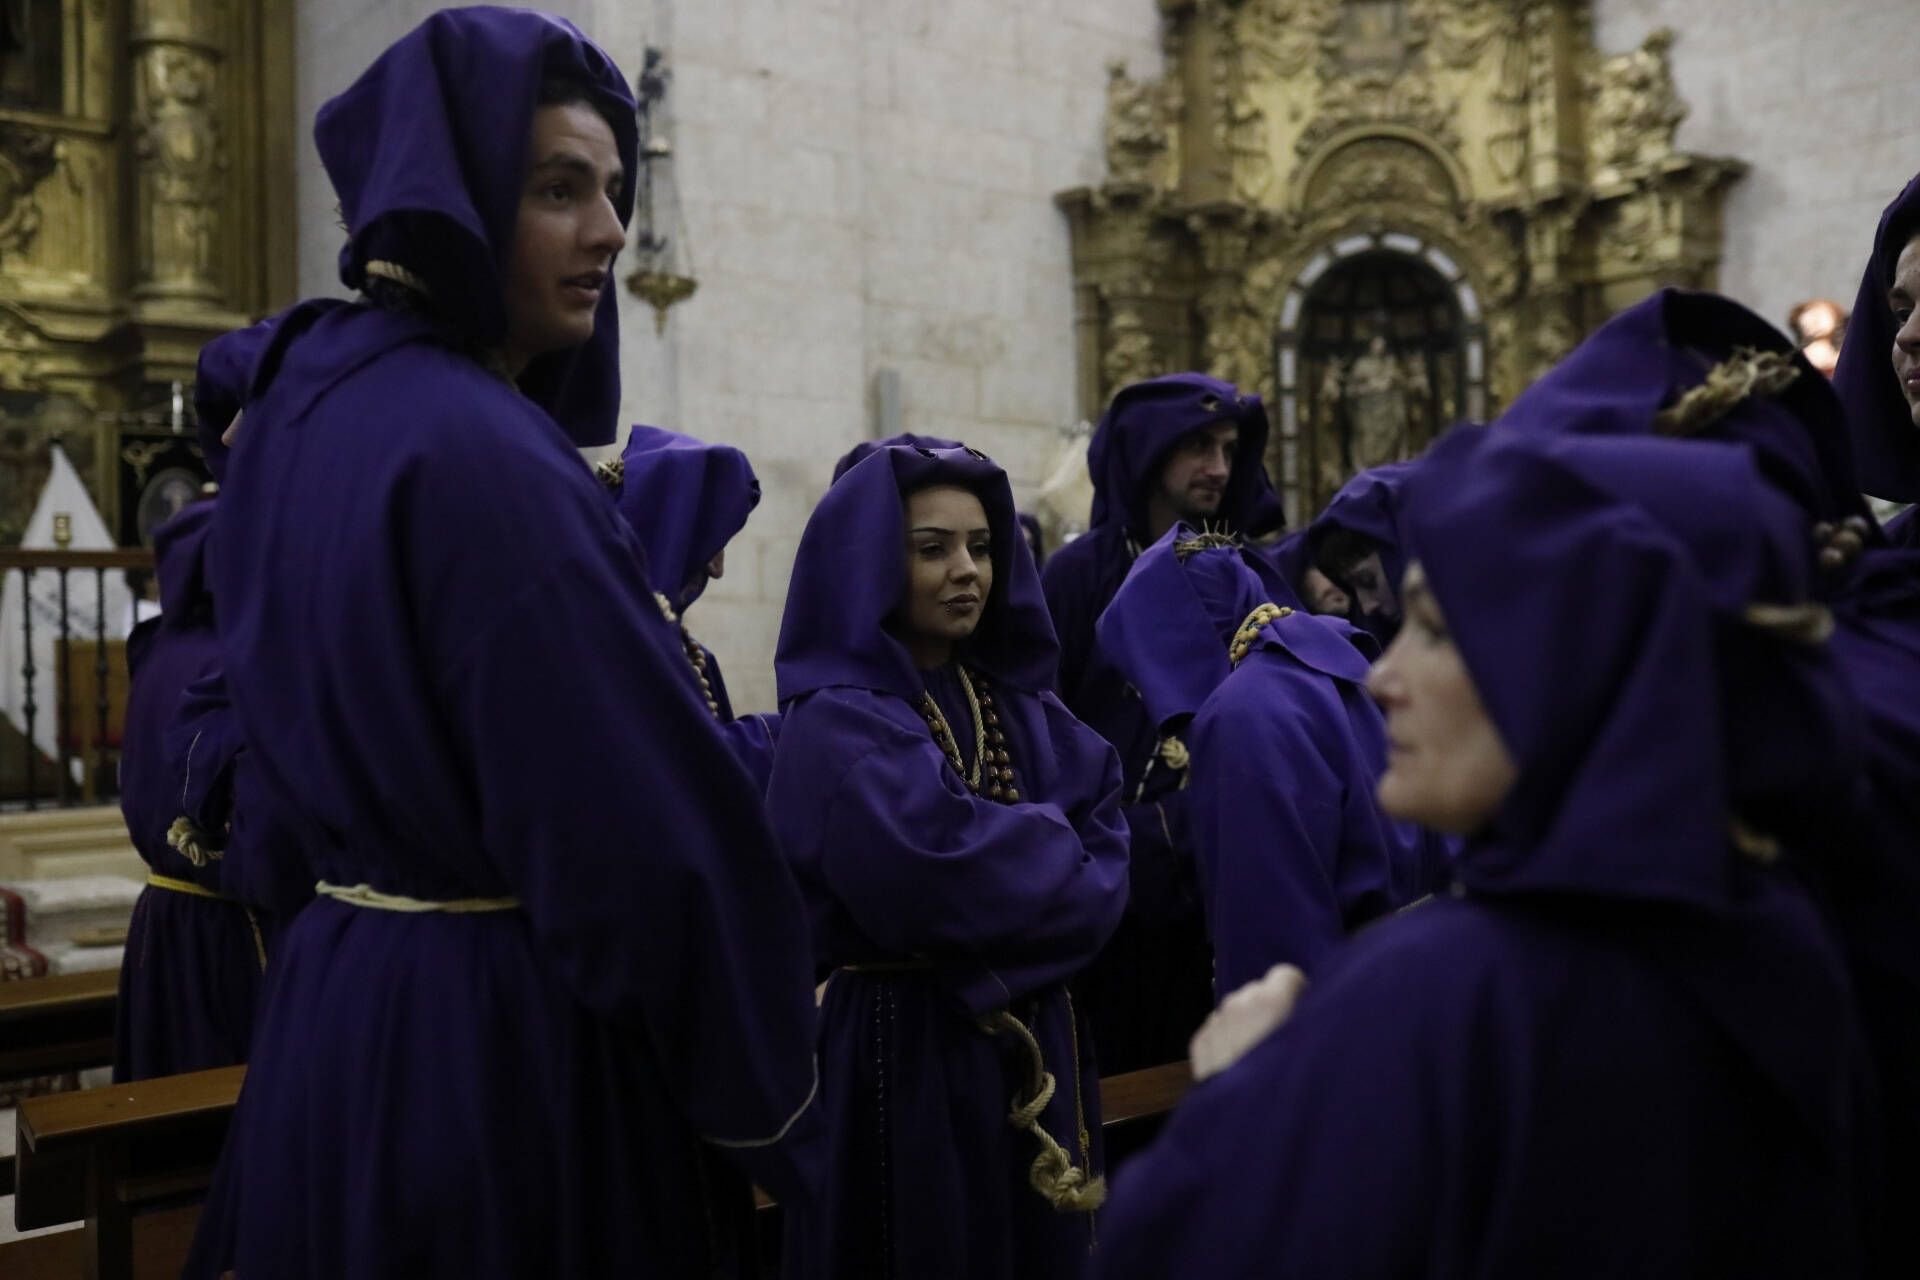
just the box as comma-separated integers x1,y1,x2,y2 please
1271,230,1488,521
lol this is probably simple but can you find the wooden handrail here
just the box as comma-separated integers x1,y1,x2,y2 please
0,549,155,572
0,966,120,1080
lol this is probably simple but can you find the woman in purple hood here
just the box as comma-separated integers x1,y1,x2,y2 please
183,11,821,1276
605,424,781,787
1092,426,1874,1278
769,442,1129,1279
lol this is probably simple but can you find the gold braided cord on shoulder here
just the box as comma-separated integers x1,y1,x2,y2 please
980,1009,1107,1214
1229,603,1293,667
363,258,433,297
315,882,520,913
1741,601,1834,646
1654,347,1800,436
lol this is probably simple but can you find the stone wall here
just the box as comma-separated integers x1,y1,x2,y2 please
295,0,1164,712
293,2,1916,712
1592,0,1920,331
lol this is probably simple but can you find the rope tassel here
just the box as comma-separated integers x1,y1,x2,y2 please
981,1009,1107,1213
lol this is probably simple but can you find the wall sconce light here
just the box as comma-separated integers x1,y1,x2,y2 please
624,46,698,335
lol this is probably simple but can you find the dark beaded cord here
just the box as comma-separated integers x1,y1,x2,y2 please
918,667,1020,803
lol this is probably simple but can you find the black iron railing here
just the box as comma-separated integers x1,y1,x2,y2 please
0,548,154,809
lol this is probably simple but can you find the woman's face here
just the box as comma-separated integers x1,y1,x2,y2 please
1366,562,1517,834
900,485,994,657
500,102,627,376
1888,233,1920,427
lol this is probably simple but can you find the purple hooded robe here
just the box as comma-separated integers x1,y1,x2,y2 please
608,424,780,787
1093,426,1875,1278
1302,459,1418,646
113,321,315,1082
1511,286,1920,1275
182,12,821,1277
1042,373,1282,1071
769,443,1129,1280
1097,527,1443,996
1835,171,1920,525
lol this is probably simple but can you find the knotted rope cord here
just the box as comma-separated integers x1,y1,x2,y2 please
1653,347,1800,436
166,816,221,867
1157,734,1190,773
1229,603,1292,667
980,1009,1107,1213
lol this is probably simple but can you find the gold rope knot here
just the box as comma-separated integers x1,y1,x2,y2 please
363,258,432,298
980,1010,1107,1214
593,456,625,489
1654,347,1801,437
166,816,222,867
1741,601,1834,646
1729,816,1782,865
1157,735,1190,772
1229,603,1292,667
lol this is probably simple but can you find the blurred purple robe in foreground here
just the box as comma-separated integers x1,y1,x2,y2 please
1095,428,1874,1278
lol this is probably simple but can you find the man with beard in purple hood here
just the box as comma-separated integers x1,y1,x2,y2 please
182,11,821,1277
1093,425,1876,1278
1042,373,1283,1073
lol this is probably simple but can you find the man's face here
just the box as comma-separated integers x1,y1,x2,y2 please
1888,235,1920,427
501,102,627,374
1302,566,1351,616
1155,422,1239,523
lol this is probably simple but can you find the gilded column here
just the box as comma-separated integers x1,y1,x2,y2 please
129,0,224,304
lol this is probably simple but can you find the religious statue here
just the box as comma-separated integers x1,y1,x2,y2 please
1322,335,1429,473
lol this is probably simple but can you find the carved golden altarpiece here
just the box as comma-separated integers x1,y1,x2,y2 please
1058,0,1746,519
0,0,294,545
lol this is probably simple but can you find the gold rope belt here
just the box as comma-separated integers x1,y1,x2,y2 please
314,881,520,913
147,871,231,901
146,873,269,972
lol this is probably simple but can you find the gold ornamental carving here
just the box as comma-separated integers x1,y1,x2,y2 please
0,0,296,542
134,43,225,300
1060,0,1748,519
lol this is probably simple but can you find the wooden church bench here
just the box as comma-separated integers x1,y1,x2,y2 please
11,1064,242,1280
0,966,121,1082
3,1058,1196,1278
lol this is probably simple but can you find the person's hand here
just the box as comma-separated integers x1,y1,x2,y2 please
1189,963,1308,1082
